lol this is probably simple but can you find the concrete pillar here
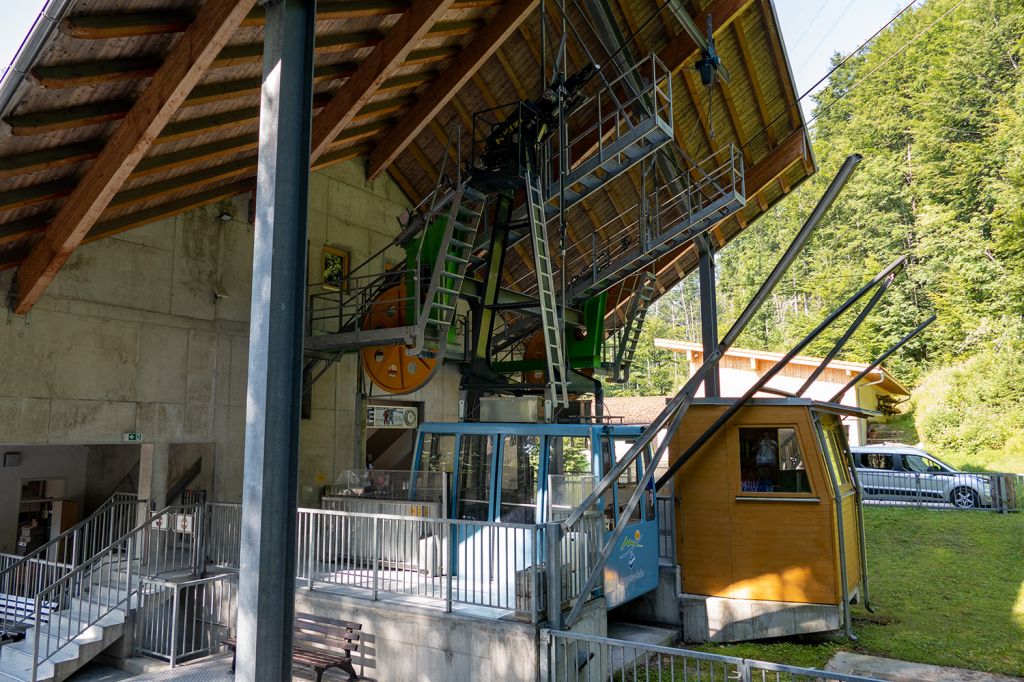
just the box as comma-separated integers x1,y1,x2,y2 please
137,442,169,509
235,0,315,680
696,232,720,397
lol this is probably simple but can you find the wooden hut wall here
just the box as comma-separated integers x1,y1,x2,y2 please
670,404,849,605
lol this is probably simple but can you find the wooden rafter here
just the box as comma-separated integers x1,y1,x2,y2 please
310,0,453,162
657,0,753,73
367,0,538,180
732,20,777,148
58,1,498,39
14,0,257,313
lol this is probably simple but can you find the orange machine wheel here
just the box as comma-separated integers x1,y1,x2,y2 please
521,332,592,384
360,284,436,394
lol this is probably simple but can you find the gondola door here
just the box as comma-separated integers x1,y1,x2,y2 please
601,434,660,608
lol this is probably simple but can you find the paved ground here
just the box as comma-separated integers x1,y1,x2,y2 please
826,652,1024,682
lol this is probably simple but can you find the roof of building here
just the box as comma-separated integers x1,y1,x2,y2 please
0,0,813,313
653,338,911,396
601,394,670,424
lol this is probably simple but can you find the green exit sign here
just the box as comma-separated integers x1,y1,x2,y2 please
123,432,144,442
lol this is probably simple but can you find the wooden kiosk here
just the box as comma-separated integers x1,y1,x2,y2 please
668,398,867,643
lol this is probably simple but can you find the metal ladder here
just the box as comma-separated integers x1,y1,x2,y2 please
409,185,486,357
611,271,657,383
526,170,570,412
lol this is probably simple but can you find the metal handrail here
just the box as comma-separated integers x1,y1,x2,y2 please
0,492,146,635
27,503,203,680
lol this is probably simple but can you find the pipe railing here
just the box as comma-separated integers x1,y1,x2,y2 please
27,503,204,680
135,572,238,668
0,492,146,636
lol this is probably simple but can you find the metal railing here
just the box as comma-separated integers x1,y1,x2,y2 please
135,572,237,667
293,507,603,622
857,470,1023,512
0,492,146,636
26,503,204,680
546,630,884,682
205,502,242,570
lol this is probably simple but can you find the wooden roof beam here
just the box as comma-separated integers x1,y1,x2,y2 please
732,20,777,148
14,0,257,314
657,0,753,73
367,0,538,180
311,0,453,162
60,1,495,39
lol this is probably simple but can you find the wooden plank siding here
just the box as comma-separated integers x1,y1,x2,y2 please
670,404,859,606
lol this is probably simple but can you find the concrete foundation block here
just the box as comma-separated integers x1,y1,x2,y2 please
680,593,841,643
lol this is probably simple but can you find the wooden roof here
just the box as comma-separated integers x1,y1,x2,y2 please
0,0,813,315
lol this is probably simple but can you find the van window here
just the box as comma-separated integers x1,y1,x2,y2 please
862,452,894,470
904,454,943,473
739,427,810,493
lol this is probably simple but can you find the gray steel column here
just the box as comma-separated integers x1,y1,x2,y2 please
696,232,719,397
236,1,315,680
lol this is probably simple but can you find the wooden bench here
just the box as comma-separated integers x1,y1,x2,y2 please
224,612,361,681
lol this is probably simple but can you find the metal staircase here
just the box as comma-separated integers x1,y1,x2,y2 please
305,184,483,357
540,54,674,217
608,271,657,383
408,186,486,358
566,145,745,303
0,503,203,681
527,171,570,411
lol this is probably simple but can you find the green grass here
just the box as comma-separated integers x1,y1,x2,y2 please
689,507,1024,676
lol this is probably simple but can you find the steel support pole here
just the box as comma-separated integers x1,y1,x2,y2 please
236,1,315,680
830,315,936,403
696,232,719,397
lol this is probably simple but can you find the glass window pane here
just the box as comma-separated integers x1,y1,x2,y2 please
456,435,493,521
865,453,894,470
499,435,540,523
739,427,811,493
819,416,850,484
613,438,642,522
422,433,455,472
549,436,592,476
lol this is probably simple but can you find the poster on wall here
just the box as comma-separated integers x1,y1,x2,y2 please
366,405,418,429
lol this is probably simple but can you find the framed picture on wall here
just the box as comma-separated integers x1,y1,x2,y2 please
321,246,349,291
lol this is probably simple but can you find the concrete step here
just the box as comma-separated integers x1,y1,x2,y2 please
0,610,127,682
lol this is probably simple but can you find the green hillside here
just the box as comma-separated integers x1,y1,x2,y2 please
618,0,1024,473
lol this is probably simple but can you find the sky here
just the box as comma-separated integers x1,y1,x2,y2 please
0,1,917,120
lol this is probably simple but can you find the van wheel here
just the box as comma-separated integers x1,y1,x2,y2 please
951,487,979,509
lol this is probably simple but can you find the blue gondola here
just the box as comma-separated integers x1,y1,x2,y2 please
409,421,660,609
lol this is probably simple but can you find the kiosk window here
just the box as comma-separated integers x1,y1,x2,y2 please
739,427,810,493
457,435,493,521
499,435,540,523
819,415,850,485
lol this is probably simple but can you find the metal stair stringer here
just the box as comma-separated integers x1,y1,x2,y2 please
408,185,486,358
608,270,657,383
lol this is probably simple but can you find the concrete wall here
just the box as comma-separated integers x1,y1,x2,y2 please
0,160,461,507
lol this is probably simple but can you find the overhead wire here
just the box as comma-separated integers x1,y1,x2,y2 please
741,0,923,154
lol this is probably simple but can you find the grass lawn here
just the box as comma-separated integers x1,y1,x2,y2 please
690,507,1024,676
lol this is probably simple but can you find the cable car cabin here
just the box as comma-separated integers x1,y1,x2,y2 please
407,421,661,610
668,399,867,643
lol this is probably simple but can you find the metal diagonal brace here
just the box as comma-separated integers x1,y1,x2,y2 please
830,314,936,403
561,154,864,532
563,255,907,628
796,273,895,396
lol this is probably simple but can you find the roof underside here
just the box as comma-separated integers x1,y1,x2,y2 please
0,0,814,313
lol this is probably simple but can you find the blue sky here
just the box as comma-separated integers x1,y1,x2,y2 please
1,1,916,121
